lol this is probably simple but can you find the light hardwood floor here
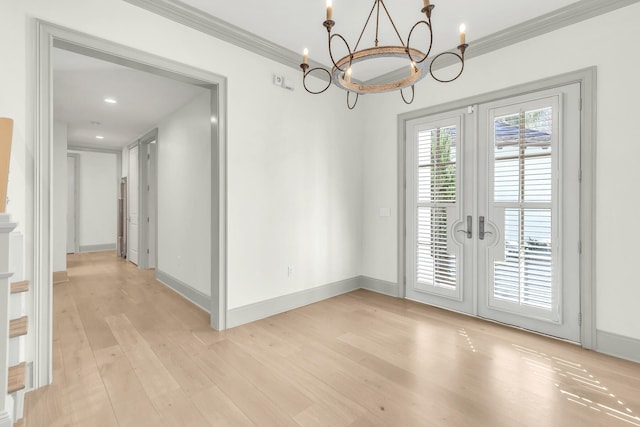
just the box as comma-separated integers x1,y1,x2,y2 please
24,251,640,426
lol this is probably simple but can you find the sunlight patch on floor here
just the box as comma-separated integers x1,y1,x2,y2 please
513,343,640,426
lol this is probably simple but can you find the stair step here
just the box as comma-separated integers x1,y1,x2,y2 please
9,316,28,338
8,362,26,394
10,280,29,294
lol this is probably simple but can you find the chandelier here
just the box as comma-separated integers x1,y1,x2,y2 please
300,0,469,109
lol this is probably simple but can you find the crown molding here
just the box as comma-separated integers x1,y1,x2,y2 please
67,144,123,154
122,0,328,79
124,0,639,86
367,0,640,86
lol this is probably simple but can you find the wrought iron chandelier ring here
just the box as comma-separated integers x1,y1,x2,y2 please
331,46,429,94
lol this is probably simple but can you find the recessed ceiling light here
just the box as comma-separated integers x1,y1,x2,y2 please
96,135,105,139
104,97,117,104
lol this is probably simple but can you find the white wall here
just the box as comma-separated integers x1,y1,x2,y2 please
157,91,211,296
0,0,363,312
360,4,640,340
52,121,67,272
69,151,118,248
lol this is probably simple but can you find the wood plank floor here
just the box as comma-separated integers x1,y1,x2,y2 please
24,251,640,426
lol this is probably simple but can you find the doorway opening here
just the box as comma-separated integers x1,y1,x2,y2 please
32,20,228,389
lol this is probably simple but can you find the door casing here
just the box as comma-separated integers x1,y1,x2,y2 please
66,153,80,254
31,20,228,389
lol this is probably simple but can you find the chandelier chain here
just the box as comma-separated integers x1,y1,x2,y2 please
379,0,407,47
354,1,379,53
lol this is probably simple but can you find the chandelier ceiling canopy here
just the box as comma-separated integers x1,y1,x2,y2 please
300,0,469,109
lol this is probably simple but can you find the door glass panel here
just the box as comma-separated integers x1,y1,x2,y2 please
416,126,457,291
492,107,554,312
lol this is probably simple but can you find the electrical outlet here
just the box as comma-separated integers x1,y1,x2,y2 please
273,75,284,86
287,266,294,277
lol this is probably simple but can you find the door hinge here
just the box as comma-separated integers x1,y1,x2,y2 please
578,312,582,326
147,153,150,160
147,249,149,254
147,217,150,223
578,169,582,183
147,185,150,191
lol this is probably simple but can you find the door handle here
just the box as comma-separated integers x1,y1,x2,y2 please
479,216,493,240
456,215,472,239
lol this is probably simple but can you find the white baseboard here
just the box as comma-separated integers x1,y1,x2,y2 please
359,276,398,297
596,330,640,364
227,277,361,329
78,243,116,253
155,269,212,313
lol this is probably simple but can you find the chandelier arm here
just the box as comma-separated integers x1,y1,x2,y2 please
400,85,415,104
301,66,332,94
354,0,379,52
347,91,359,110
379,0,406,47
429,48,466,83
328,33,353,72
406,20,434,64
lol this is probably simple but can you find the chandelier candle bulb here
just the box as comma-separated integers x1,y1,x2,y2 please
303,48,309,64
346,67,352,83
423,0,430,7
326,0,333,21
459,23,466,45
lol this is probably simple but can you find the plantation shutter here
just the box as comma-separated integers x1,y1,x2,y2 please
492,106,555,311
416,125,458,291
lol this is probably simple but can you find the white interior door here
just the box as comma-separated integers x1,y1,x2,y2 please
66,156,77,254
128,145,139,265
406,83,581,342
146,141,156,269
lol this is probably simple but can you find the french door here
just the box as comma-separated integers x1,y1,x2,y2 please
405,83,581,342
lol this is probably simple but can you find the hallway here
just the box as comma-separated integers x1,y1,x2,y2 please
23,251,640,426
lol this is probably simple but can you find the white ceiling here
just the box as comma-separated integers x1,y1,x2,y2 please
54,0,583,148
180,0,581,80
53,48,207,149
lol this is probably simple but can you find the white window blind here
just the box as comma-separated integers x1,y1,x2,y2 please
416,126,457,290
493,107,554,310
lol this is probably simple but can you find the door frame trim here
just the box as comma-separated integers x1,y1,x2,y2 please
31,19,228,388
397,67,596,349
67,145,123,257
138,129,158,270
66,153,80,254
